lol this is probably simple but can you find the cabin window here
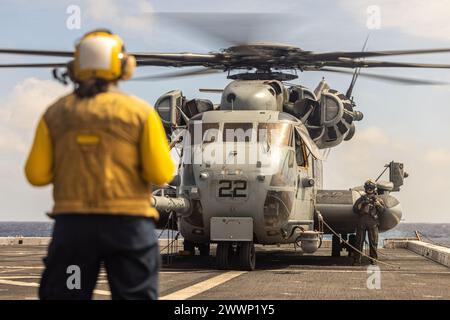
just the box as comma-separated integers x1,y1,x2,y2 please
188,122,219,145
222,123,253,142
257,123,292,147
201,123,219,144
294,130,307,167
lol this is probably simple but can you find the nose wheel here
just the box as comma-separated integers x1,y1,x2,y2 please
216,241,256,271
238,241,256,271
216,242,233,269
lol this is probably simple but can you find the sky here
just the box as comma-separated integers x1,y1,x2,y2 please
0,0,450,222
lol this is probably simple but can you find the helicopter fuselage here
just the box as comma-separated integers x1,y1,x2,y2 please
152,78,404,269
177,110,320,246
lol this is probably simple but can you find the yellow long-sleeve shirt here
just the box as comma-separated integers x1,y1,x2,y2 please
24,91,175,218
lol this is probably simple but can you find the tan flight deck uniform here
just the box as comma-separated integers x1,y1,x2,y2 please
25,89,175,300
25,90,175,217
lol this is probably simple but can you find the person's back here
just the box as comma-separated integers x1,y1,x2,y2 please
24,30,175,300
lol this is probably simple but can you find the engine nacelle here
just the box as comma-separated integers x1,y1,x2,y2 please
283,80,363,149
314,88,363,149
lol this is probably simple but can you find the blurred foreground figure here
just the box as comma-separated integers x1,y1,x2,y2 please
24,30,175,300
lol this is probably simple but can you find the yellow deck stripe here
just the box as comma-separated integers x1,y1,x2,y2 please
0,279,110,296
160,271,245,300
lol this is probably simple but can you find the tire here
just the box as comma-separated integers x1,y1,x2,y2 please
198,243,211,257
331,234,341,257
183,240,196,256
216,242,233,269
348,234,356,257
238,242,256,271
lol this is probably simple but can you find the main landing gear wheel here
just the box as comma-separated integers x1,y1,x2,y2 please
198,243,211,256
183,240,196,255
238,241,256,271
348,234,356,257
332,234,341,257
216,242,233,269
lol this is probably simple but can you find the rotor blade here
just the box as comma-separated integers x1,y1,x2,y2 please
310,47,450,60
131,67,221,81
324,59,450,69
199,88,223,93
0,49,73,57
320,67,449,85
0,62,68,68
133,52,221,63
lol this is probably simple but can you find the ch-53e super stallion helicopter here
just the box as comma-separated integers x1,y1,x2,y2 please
3,14,450,271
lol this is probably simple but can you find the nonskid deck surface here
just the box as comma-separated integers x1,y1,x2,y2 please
0,245,448,300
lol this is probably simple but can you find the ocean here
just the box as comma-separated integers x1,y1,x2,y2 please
0,222,449,247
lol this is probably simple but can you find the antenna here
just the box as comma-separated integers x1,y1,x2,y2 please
346,34,370,99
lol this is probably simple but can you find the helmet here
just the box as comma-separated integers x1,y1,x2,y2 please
72,29,135,82
364,179,377,193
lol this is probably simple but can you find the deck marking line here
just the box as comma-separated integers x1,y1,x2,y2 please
0,266,43,269
0,276,41,279
0,279,110,296
160,271,246,300
267,269,450,274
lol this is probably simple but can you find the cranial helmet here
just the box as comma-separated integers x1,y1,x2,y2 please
72,29,136,82
364,179,377,193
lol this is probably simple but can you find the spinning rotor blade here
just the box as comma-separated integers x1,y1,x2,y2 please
324,59,450,69
199,88,223,93
131,67,221,81
134,52,220,64
311,47,450,60
321,67,449,85
0,49,73,57
0,62,68,68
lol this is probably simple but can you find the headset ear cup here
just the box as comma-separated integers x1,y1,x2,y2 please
121,55,136,80
66,60,77,82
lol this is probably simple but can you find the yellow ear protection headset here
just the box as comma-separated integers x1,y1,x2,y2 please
71,29,136,82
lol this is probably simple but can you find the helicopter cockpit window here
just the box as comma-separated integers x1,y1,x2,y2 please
223,123,253,142
187,122,219,145
201,123,219,144
257,123,292,147
294,130,307,167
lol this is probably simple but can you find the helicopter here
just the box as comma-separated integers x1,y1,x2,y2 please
2,15,450,271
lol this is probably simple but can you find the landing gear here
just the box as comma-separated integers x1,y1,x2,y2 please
331,234,341,257
183,240,210,256
238,242,256,271
198,243,211,257
216,241,256,270
348,234,356,257
216,242,233,269
183,240,196,255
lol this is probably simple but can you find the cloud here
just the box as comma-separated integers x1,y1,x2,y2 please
424,148,450,166
0,78,69,220
324,126,450,222
83,0,154,32
0,77,69,152
339,0,450,42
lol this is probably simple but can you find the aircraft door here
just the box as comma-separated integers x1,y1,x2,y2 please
293,129,315,222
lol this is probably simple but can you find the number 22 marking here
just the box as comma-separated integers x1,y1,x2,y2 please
218,180,247,198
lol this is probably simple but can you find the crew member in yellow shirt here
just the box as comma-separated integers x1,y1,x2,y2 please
24,29,175,300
